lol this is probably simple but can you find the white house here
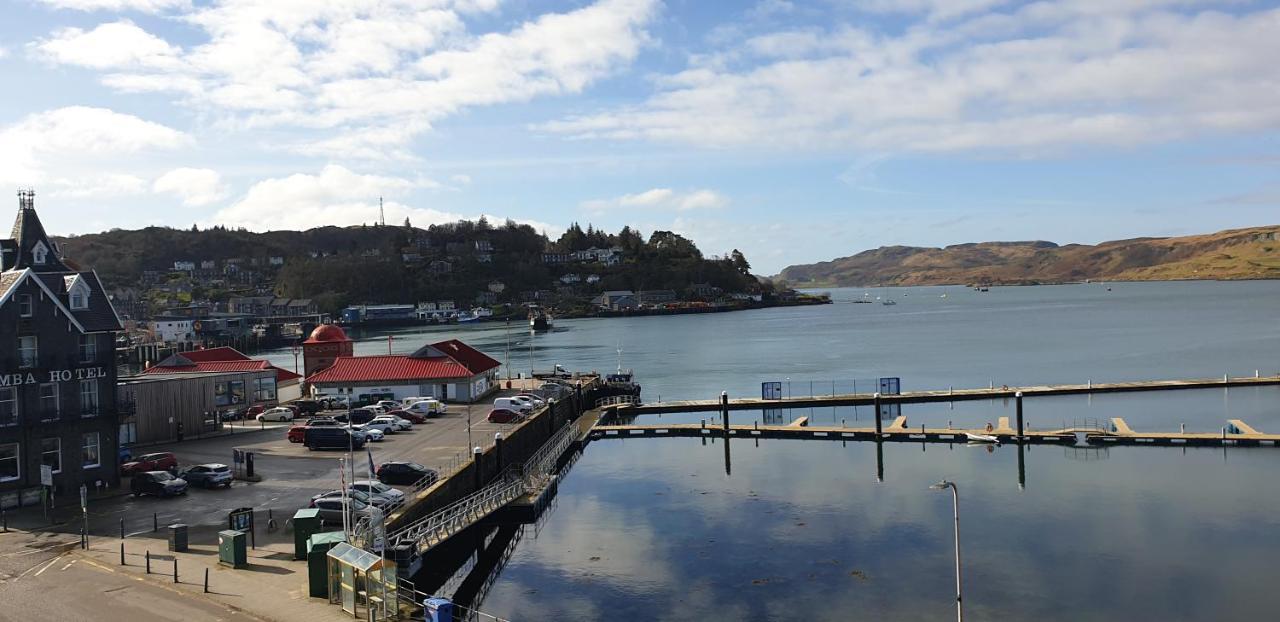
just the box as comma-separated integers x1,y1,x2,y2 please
151,316,195,343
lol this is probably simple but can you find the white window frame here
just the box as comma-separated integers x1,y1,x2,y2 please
18,294,33,318
32,242,47,265
18,335,37,368
0,387,15,426
78,334,97,364
79,379,99,416
39,383,58,420
70,289,87,310
0,443,17,482
81,433,100,469
41,437,61,474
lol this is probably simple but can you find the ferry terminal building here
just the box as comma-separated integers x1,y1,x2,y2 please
0,192,123,508
304,327,501,403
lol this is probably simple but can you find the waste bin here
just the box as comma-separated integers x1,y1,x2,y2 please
306,531,345,598
218,529,247,568
167,524,188,552
292,508,322,560
425,597,454,622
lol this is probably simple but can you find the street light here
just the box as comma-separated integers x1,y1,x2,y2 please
930,480,963,622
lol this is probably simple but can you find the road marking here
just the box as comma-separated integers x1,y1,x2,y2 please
32,555,63,577
61,560,77,571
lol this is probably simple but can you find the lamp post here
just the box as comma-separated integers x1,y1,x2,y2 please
930,480,963,622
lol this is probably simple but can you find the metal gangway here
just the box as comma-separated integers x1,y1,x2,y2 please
595,394,640,408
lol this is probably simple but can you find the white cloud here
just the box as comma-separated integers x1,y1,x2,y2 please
33,21,181,69
0,106,190,187
47,173,148,199
583,188,728,213
541,3,1280,154
206,165,558,235
38,0,660,157
450,174,472,185
153,168,227,207
33,0,189,13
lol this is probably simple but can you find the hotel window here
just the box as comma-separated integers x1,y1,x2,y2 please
39,383,58,419
70,289,87,310
18,335,37,368
18,294,33,317
79,334,97,363
0,443,17,482
0,387,14,426
41,437,61,474
80,379,99,415
81,433,100,469
32,243,47,265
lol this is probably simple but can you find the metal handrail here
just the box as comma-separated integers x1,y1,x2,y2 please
389,468,525,548
595,394,640,408
520,420,577,490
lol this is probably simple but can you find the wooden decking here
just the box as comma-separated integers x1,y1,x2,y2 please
590,416,1280,448
621,375,1280,415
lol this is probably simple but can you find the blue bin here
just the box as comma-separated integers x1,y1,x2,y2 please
424,597,454,622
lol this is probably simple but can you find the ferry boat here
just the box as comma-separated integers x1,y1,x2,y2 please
529,306,552,331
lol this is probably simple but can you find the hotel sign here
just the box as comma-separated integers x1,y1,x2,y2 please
0,366,110,387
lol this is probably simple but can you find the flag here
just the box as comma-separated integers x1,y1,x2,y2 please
367,447,377,480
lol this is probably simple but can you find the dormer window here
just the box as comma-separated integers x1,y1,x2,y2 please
71,290,87,310
66,276,90,310
32,241,48,265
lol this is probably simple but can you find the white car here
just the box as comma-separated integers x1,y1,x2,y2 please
347,425,383,442
372,415,411,431
362,419,396,435
375,400,401,412
405,400,444,416
256,407,294,422
509,396,541,410
515,394,546,407
351,480,405,503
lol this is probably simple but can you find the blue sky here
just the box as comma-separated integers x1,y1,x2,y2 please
1,0,1278,274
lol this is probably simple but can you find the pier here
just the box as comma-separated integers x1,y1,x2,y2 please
623,374,1280,415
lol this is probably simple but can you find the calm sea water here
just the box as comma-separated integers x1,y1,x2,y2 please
260,280,1280,620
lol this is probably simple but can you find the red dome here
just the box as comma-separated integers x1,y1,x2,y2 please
306,324,350,343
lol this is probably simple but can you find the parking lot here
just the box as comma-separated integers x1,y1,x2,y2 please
58,402,527,538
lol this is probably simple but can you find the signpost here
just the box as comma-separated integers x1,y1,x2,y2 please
80,484,88,549
40,465,53,521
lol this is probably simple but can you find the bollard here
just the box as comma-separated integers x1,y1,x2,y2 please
1180,423,1185,434
720,392,729,433
873,393,883,437
120,517,125,539
204,567,209,593
120,542,125,565
146,550,151,574
494,433,504,471
1015,391,1024,440
173,558,178,583
472,446,483,491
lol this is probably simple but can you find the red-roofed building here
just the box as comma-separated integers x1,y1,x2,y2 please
143,347,303,402
307,339,501,403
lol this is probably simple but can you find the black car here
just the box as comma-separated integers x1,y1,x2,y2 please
305,427,365,450
376,461,438,486
131,471,188,497
291,400,323,416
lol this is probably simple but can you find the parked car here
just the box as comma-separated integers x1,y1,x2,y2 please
232,405,265,420
317,396,349,410
375,400,402,412
309,497,371,526
404,399,445,417
348,424,383,442
131,471,188,497
361,419,397,435
509,395,541,410
307,418,341,428
370,415,410,432
118,445,133,464
304,427,365,450
487,408,523,424
121,452,177,476
389,409,427,424
400,396,436,408
179,463,232,488
350,480,406,504
287,425,308,443
493,397,532,414
310,488,394,509
376,461,439,486
516,394,547,408
291,400,323,416
256,407,295,422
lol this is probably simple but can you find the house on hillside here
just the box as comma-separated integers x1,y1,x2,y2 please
637,290,678,304
559,273,581,284
592,290,637,311
269,256,284,266
174,261,195,272
200,260,216,270
542,252,573,264
474,240,493,252
429,260,452,274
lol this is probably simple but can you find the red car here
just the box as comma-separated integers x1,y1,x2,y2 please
388,409,427,424
287,425,308,443
487,409,523,424
121,452,178,475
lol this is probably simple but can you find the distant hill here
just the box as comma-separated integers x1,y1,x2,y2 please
776,226,1280,287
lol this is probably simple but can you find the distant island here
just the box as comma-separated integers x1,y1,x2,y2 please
776,225,1280,287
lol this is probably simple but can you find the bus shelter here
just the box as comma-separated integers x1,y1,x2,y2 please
326,542,398,619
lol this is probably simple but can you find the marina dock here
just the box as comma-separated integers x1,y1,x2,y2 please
620,374,1280,415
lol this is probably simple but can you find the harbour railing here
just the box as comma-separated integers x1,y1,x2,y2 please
388,468,525,550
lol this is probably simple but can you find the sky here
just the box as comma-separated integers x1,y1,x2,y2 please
1,0,1278,274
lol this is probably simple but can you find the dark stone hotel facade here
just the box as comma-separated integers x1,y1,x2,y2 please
0,191,122,508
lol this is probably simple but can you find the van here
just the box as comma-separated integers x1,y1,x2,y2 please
305,427,365,450
493,397,532,414
401,396,435,408
404,399,444,416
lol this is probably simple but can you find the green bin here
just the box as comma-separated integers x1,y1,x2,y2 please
306,531,346,598
218,529,247,568
292,509,322,560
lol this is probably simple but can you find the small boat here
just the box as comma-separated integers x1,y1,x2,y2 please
456,312,479,323
940,293,947,298
965,432,1000,444
529,305,552,331
882,299,897,306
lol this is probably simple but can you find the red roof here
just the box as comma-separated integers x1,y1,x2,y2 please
144,356,302,383
306,355,474,384
428,339,502,375
179,347,251,362
305,324,350,344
